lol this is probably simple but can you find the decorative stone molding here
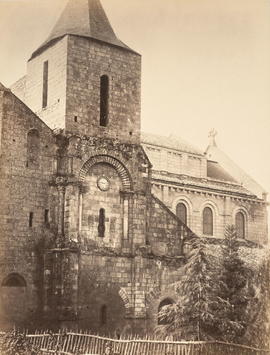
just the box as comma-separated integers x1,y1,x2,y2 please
119,288,133,317
79,154,133,191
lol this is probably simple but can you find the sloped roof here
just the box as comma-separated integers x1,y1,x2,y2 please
31,0,135,59
141,132,204,156
207,160,237,183
205,144,267,199
0,82,9,92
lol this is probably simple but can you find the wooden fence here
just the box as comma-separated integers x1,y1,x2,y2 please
24,331,270,355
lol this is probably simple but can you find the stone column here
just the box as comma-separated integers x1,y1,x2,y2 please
56,177,67,239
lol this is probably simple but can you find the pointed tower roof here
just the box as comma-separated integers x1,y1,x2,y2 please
31,0,135,59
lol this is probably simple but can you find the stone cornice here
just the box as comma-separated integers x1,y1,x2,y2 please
152,178,266,204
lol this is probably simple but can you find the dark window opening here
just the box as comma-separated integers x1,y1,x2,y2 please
129,131,133,136
74,116,78,123
236,212,245,239
2,273,26,288
98,208,105,238
44,209,49,225
29,212,34,228
158,298,174,325
42,60,49,109
100,75,109,127
100,305,107,326
203,207,213,236
176,203,187,225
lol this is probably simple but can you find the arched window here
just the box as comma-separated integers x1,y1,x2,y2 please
235,212,245,239
203,207,213,236
27,129,40,167
100,305,107,326
176,203,187,225
98,208,105,238
1,273,27,322
2,273,26,288
158,298,174,325
100,75,109,127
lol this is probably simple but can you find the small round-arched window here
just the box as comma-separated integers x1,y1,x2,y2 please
2,273,26,287
158,298,175,325
203,207,213,236
176,203,187,225
235,212,245,239
1,273,27,322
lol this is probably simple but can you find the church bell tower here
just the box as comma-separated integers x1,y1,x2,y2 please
24,0,141,144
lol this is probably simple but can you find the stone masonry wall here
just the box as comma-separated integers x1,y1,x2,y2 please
24,37,68,130
0,89,56,328
143,144,207,178
66,36,141,143
77,251,184,334
153,182,268,244
81,163,124,247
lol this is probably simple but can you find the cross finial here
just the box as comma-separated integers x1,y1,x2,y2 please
208,129,217,147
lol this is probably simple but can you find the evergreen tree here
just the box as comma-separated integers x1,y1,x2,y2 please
157,226,268,345
157,236,225,340
217,225,256,343
243,249,270,348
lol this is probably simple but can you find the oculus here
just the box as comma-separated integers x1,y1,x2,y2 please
97,176,110,191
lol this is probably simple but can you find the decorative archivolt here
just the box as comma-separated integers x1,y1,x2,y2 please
79,155,133,191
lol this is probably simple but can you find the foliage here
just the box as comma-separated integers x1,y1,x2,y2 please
217,225,258,343
242,248,270,348
0,330,41,354
156,225,269,346
157,236,226,340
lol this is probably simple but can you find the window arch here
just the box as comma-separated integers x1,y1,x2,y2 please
27,129,40,167
2,273,26,288
235,211,245,239
158,298,174,325
203,207,213,236
100,75,109,127
176,203,187,225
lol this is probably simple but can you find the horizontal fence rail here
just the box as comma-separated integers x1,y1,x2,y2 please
1,330,270,355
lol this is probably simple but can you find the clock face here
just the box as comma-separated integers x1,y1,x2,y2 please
97,177,110,191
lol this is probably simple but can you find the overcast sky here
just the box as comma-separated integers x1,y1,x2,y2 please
0,0,270,200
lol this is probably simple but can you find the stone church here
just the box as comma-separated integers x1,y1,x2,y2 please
0,0,268,332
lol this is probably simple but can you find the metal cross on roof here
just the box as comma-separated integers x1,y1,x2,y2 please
208,128,218,146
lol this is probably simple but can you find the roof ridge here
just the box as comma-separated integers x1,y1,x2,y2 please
141,131,204,156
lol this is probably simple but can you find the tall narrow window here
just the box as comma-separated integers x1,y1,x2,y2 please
100,75,109,127
176,203,187,225
27,129,40,168
98,208,105,238
44,209,49,225
29,212,34,228
203,207,213,236
100,305,107,326
235,212,245,239
42,60,49,109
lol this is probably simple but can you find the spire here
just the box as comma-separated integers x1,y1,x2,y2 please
31,0,133,59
